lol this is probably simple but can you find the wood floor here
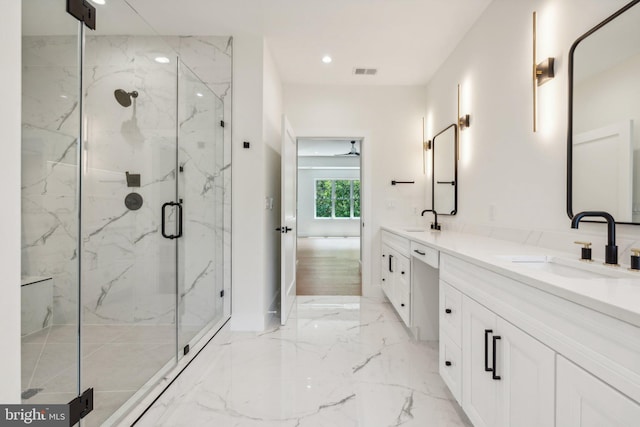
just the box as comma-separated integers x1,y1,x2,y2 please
296,237,361,296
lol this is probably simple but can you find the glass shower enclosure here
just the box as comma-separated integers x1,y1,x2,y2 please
20,1,230,425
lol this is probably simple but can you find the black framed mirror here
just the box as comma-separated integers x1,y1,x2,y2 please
567,0,640,224
432,123,458,215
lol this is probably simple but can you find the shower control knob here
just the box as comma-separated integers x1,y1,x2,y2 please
124,193,143,211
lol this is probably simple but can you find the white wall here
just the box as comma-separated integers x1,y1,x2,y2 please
298,156,360,237
231,37,283,331
0,0,22,403
231,36,267,330
283,85,427,297
425,0,638,243
262,41,283,323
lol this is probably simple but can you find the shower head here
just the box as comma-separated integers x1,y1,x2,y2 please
114,89,138,107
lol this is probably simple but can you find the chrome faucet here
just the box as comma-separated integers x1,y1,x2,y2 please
570,211,618,265
421,209,441,231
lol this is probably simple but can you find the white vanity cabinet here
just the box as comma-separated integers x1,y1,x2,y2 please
557,356,640,427
439,281,463,403
381,231,411,326
439,253,639,427
461,296,554,427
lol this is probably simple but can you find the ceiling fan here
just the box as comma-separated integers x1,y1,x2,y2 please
335,140,360,156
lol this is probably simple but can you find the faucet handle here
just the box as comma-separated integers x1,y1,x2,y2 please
574,241,592,261
574,241,592,248
630,248,640,271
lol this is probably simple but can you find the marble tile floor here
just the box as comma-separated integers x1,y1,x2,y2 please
135,296,472,427
21,324,190,427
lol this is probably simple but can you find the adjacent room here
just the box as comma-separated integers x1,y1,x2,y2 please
296,139,362,296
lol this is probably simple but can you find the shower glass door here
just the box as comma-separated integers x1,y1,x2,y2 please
21,0,81,408
22,1,230,425
80,2,179,425
177,62,226,354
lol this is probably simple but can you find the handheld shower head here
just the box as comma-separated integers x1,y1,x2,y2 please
114,89,138,107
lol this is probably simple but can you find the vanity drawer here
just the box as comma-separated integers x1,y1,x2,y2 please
382,230,410,257
410,241,439,268
440,333,462,404
440,280,462,346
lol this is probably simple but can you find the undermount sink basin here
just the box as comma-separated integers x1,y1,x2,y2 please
497,255,636,279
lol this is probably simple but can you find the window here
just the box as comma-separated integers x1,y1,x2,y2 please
315,179,360,218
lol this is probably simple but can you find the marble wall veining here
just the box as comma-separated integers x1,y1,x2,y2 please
22,35,80,326
21,34,232,329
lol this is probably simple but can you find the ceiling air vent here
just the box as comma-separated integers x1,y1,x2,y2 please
353,68,378,76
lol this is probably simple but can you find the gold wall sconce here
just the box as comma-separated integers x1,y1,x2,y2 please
533,11,555,132
458,84,470,131
422,117,431,174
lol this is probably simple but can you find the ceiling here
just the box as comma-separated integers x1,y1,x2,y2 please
123,0,493,85
23,0,493,85
298,139,361,156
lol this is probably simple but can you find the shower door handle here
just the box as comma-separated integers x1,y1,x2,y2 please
175,202,183,238
161,202,182,239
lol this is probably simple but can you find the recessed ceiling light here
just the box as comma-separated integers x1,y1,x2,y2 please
322,55,332,64
91,0,106,5
154,56,170,64
196,92,204,97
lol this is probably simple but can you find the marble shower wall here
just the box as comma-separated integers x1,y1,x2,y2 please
22,36,81,326
21,35,232,327
168,37,233,319
177,63,225,343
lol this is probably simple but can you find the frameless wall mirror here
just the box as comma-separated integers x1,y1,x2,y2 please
432,123,458,215
568,0,640,224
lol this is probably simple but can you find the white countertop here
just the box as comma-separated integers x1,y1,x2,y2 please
382,225,640,327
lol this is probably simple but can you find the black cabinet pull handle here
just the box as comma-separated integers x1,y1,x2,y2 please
401,303,405,307
389,254,394,273
414,249,426,256
382,278,385,282
382,254,386,258
445,361,452,367
492,336,502,380
401,271,405,275
445,308,452,314
484,329,493,372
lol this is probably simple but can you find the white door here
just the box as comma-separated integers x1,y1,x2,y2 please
462,296,499,427
496,317,555,427
557,356,640,427
281,115,297,325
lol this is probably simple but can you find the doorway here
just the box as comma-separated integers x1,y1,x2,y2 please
295,138,362,296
